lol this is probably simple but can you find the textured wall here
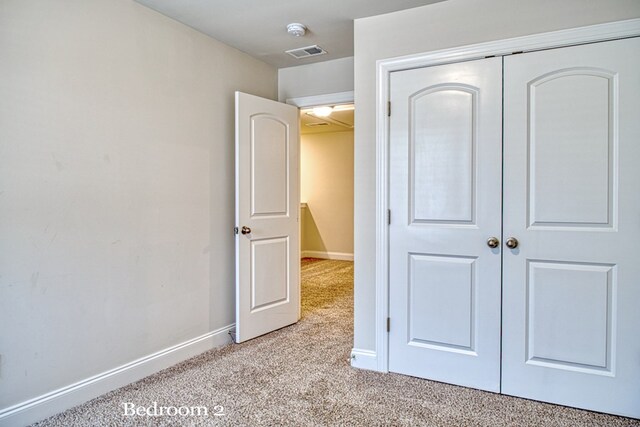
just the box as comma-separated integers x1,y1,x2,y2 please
0,0,276,408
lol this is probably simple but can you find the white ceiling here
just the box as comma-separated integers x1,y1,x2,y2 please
135,0,445,68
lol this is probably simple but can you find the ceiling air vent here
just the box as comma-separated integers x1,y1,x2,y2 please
306,122,329,128
285,45,327,59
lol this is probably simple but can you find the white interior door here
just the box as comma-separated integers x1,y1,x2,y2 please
502,37,640,418
388,58,503,391
235,91,300,343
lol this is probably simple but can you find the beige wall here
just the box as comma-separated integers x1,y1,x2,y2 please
353,0,640,351
301,131,354,257
0,0,276,411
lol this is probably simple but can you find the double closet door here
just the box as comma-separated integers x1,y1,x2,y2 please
388,37,640,418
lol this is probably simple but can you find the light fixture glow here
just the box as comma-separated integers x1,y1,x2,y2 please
312,106,333,117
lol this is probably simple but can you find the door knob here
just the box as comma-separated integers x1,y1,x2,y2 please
487,237,500,248
241,226,252,235
505,237,519,249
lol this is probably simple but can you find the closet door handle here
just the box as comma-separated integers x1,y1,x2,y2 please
241,226,252,235
505,237,519,249
487,237,500,248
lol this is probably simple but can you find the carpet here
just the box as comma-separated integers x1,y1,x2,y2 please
33,258,639,426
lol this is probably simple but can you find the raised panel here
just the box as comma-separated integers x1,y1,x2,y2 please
250,237,289,312
526,261,615,374
408,254,476,353
528,69,617,229
251,115,289,217
410,85,477,224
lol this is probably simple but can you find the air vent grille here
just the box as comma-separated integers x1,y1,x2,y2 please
285,45,327,59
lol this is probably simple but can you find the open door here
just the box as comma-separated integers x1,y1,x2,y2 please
235,91,300,343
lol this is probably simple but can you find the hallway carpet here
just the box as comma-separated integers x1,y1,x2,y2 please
34,259,638,426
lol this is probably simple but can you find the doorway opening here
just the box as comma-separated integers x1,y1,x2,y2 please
298,102,355,315
299,103,354,261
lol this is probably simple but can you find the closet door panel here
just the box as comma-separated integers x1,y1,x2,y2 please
502,37,640,419
388,57,503,392
528,70,613,227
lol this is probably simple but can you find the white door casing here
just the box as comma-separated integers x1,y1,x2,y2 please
388,58,503,392
235,91,300,344
501,37,640,418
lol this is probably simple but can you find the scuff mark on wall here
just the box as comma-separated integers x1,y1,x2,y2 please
30,272,39,288
51,154,64,172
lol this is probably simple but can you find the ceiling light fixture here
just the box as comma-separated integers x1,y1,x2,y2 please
311,106,333,117
286,23,307,37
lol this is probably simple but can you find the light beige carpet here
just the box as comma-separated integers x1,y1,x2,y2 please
33,259,639,426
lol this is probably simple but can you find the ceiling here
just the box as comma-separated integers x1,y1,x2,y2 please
135,0,444,68
300,106,354,135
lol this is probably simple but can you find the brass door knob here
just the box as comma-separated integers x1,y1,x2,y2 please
241,226,252,235
505,237,519,249
487,237,500,248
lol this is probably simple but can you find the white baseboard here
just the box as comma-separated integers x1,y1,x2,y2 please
350,348,378,371
301,250,354,261
0,324,235,427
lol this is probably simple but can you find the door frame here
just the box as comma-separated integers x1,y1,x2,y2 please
285,90,355,313
373,18,640,373
286,91,354,109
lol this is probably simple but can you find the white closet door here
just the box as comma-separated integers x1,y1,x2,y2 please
388,58,503,391
502,37,640,418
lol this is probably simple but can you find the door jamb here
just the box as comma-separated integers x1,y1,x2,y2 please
375,18,640,373
286,91,354,108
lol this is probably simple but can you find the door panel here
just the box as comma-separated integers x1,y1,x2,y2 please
250,237,289,311
410,86,476,223
528,68,615,228
526,261,613,371
502,37,640,418
408,254,476,351
235,92,300,343
251,115,289,216
388,58,503,392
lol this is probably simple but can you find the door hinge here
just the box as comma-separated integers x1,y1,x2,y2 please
388,209,391,225
233,226,239,235
387,101,391,117
387,317,391,332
